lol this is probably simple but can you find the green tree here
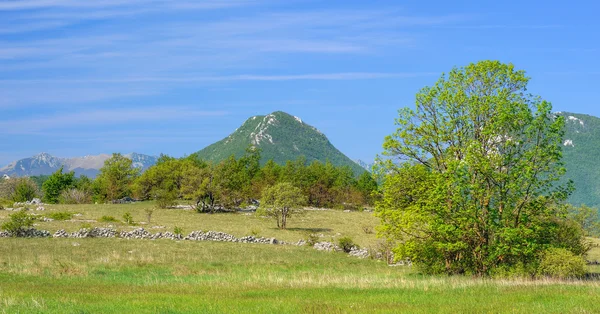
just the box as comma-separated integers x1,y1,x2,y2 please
258,182,306,229
356,171,378,205
568,204,600,237
94,153,140,202
42,167,75,204
181,161,221,213
376,60,583,276
134,155,188,207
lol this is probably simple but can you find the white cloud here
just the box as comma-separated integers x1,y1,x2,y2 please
0,107,229,133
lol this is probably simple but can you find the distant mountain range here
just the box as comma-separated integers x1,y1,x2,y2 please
193,111,365,175
0,153,158,178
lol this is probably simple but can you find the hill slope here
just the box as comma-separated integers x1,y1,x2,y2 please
556,112,600,208
0,152,157,178
194,111,364,174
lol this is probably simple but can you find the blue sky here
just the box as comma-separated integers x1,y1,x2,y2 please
1,0,599,166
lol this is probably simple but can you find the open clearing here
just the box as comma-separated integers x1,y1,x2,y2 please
1,203,599,313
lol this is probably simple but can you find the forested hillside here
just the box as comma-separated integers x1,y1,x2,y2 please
193,111,365,175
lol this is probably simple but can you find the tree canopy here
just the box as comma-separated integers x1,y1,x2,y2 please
376,60,585,276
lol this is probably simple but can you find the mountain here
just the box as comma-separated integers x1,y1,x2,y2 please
356,160,374,172
194,111,365,175
555,112,600,209
0,152,158,178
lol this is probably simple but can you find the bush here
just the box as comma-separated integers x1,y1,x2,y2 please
60,188,91,204
154,189,177,209
174,226,183,235
123,212,134,225
100,215,118,223
1,210,36,235
305,233,319,247
338,236,357,253
12,179,39,202
537,248,587,279
46,211,74,221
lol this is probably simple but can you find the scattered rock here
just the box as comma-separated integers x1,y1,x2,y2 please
313,242,341,252
348,248,369,259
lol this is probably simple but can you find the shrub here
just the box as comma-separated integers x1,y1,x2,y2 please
154,189,177,209
537,248,587,279
1,210,36,235
12,179,39,202
46,211,74,221
60,188,91,204
173,226,183,235
123,212,134,225
100,215,118,223
305,233,319,247
338,236,357,253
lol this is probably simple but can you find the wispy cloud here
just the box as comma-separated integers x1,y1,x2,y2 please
0,107,229,133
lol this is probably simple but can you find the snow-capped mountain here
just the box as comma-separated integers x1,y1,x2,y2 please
0,152,158,178
355,160,374,172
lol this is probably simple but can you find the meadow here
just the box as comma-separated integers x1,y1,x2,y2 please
1,203,599,313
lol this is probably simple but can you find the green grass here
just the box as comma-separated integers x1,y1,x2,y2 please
1,238,600,313
1,203,600,313
1,202,380,246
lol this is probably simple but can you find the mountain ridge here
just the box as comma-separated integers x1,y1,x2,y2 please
0,152,158,178
193,111,365,175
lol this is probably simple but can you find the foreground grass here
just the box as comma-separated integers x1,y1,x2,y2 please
1,238,600,313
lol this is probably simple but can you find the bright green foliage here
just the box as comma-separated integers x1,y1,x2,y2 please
99,215,118,223
537,248,587,279
134,154,191,207
258,182,307,229
94,153,140,202
138,151,375,212
45,211,74,221
1,210,35,235
338,236,358,253
42,167,75,204
377,60,583,276
181,161,221,213
123,212,134,225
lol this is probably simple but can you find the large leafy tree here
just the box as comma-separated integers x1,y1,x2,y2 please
42,167,75,204
377,60,584,276
94,153,140,202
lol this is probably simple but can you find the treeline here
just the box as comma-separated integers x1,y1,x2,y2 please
0,148,378,211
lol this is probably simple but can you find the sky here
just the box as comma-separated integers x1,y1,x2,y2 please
1,0,599,166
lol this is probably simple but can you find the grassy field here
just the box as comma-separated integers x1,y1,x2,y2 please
0,202,381,247
1,203,600,313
